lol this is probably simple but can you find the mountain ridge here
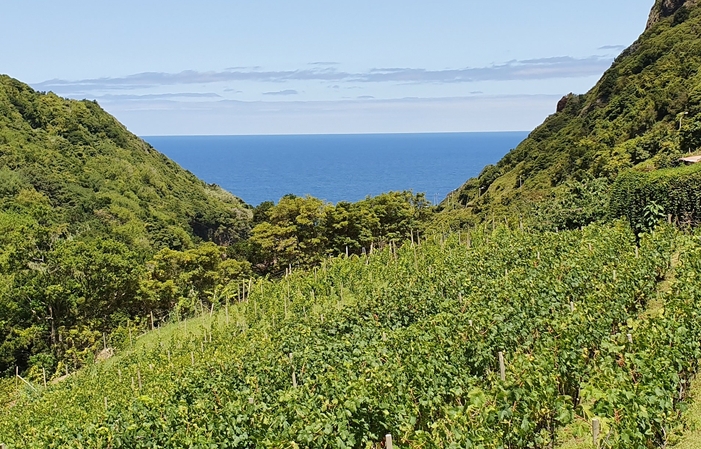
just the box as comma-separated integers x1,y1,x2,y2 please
440,0,701,229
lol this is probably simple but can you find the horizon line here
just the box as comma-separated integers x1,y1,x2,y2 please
140,130,531,138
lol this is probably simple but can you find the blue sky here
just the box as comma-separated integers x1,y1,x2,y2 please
3,1,653,135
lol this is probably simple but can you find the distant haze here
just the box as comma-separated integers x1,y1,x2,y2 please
3,1,652,135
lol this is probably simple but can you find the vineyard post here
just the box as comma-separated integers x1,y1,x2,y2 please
225,299,230,325
15,366,18,388
635,247,639,258
129,326,133,347
385,434,393,449
668,214,673,224
104,397,108,411
498,352,506,381
627,334,633,344
103,333,107,350
151,311,155,330
290,353,297,387
592,419,600,447
137,367,142,390
191,351,195,366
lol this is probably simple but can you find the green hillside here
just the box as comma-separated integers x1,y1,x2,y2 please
0,76,252,376
2,223,699,448
440,0,701,229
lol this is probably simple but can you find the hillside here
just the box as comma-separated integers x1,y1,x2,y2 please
441,0,701,228
2,223,699,448
0,76,252,376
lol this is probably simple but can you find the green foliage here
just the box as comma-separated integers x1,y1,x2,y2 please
442,2,701,225
528,178,612,231
2,223,695,448
610,163,701,231
140,242,252,317
0,75,252,376
250,192,433,274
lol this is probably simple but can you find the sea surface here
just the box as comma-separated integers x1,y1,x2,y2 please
144,132,528,206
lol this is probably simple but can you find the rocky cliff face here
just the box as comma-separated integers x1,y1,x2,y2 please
647,0,697,29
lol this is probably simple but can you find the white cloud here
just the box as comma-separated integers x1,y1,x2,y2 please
33,55,613,94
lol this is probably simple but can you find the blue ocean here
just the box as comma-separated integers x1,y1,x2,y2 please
143,132,528,206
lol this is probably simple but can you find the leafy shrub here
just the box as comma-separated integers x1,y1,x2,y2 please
610,163,701,231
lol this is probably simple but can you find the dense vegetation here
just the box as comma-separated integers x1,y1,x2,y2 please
0,75,256,377
7,1,701,446
0,75,436,378
1,223,697,448
611,163,701,231
440,0,701,229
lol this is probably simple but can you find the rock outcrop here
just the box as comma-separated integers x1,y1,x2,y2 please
647,0,697,29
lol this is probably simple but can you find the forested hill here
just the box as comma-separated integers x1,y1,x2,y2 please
0,76,251,248
0,76,252,375
441,0,701,228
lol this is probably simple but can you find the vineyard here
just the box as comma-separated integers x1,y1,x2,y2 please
1,223,700,448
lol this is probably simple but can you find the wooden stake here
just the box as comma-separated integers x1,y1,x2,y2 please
151,311,155,330
191,351,195,366
167,350,171,363
498,352,506,381
635,247,639,258
42,367,47,388
292,371,298,388
137,367,142,390
129,326,133,347
103,333,107,350
385,434,394,449
627,333,633,344
104,396,108,410
592,419,600,447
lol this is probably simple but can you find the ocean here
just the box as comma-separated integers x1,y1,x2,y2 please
143,132,528,206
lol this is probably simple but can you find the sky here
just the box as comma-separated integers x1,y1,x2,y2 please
2,1,653,135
